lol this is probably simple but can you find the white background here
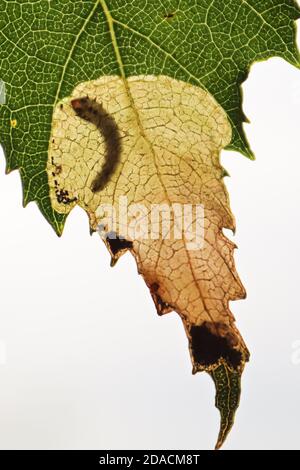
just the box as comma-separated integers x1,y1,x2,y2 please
0,33,300,450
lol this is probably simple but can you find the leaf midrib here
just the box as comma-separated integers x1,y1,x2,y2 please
51,0,231,208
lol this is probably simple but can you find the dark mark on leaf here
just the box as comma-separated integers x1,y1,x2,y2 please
71,97,122,193
190,322,243,370
104,231,133,255
164,11,176,20
55,188,77,205
54,179,77,205
150,282,173,315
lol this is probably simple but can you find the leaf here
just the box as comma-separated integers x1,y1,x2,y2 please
0,0,299,449
209,362,242,450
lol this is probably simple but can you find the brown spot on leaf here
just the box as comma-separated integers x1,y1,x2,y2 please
150,282,173,315
55,188,77,205
105,231,133,256
48,75,248,448
152,293,172,315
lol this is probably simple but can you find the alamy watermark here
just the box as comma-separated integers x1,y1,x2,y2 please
96,196,205,251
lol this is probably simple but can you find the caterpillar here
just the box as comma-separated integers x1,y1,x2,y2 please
71,97,122,192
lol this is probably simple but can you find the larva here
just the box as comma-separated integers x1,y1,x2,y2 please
71,97,122,192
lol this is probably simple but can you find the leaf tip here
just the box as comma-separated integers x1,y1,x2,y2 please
221,167,230,178
209,361,244,450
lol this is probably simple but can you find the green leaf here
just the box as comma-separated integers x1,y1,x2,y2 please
0,0,299,449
